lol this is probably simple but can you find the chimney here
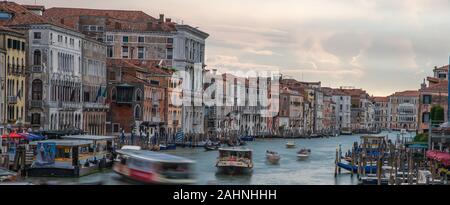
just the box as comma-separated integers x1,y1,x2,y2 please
165,18,171,23
159,14,164,23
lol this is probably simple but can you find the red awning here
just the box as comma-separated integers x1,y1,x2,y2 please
427,150,450,167
1,132,25,139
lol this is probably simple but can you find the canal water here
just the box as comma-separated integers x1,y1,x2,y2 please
25,131,411,185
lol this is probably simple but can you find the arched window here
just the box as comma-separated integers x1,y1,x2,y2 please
111,88,117,101
32,79,43,100
134,105,141,120
33,50,42,65
135,88,142,101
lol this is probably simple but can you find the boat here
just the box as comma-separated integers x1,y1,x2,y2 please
204,141,220,151
240,136,255,142
159,144,176,151
27,139,113,177
265,150,280,164
286,142,296,148
216,147,253,175
121,145,142,150
0,168,17,183
297,149,311,160
113,149,196,184
340,128,352,135
336,162,378,174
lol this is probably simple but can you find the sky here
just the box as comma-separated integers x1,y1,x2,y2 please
15,0,450,96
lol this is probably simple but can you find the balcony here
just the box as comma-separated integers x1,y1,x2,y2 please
172,120,179,125
152,117,161,123
84,102,110,109
7,96,17,104
58,101,82,110
31,65,43,73
30,100,43,108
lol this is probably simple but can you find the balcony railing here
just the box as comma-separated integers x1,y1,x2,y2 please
84,102,110,109
30,100,43,108
31,65,43,73
7,96,17,104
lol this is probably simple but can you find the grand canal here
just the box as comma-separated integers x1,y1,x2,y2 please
25,131,410,185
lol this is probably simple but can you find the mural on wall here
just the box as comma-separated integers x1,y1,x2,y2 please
35,142,56,166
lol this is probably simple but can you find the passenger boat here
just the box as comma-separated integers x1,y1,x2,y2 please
27,140,110,177
286,142,296,148
113,149,195,184
340,128,352,135
216,148,253,175
297,149,311,160
266,150,280,164
240,136,255,142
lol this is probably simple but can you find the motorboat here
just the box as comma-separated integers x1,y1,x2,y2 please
113,149,196,184
286,142,296,149
297,148,311,160
216,147,253,175
265,150,280,164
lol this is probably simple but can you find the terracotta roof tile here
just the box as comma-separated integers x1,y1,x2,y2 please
44,7,176,32
390,90,420,97
0,2,77,32
420,80,448,93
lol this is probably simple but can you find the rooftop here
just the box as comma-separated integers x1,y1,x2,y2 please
390,90,420,97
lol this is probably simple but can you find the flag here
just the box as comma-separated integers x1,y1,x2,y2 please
175,131,184,143
95,87,102,102
16,88,21,99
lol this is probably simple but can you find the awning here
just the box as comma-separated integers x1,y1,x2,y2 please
426,150,450,167
18,133,46,141
1,132,25,139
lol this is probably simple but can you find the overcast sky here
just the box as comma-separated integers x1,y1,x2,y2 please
16,0,450,96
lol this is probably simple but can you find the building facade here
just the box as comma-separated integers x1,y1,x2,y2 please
0,27,26,131
81,37,108,135
373,96,389,131
388,90,420,131
331,93,351,133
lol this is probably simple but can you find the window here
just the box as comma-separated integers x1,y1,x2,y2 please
167,38,173,44
33,50,42,65
122,46,129,58
438,73,447,79
89,25,97,31
138,36,145,43
134,105,141,120
122,36,129,43
21,42,25,51
107,46,113,58
7,39,12,48
32,79,43,100
97,26,104,31
82,25,89,31
423,95,432,104
167,48,173,59
135,89,142,101
138,47,144,59
33,32,41,39
113,124,120,133
31,113,41,125
58,35,63,42
106,35,114,42
70,38,74,46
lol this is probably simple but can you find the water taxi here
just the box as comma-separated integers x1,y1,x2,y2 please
266,150,280,164
113,149,196,184
216,148,253,175
27,140,107,177
297,149,311,160
286,142,296,148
